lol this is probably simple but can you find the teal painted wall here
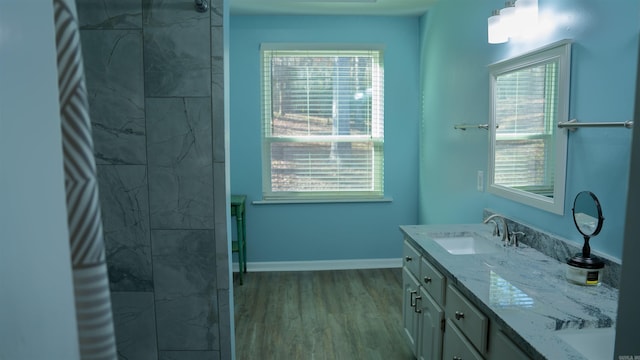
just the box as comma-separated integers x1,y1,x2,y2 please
230,16,420,262
419,0,639,260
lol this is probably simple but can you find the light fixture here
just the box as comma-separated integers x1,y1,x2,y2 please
515,0,539,36
487,0,539,44
500,1,519,38
488,9,507,44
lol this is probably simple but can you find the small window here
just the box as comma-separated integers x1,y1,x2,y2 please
260,45,384,201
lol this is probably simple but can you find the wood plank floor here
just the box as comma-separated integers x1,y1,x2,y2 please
233,268,414,360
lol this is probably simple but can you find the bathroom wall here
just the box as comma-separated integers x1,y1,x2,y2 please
419,0,639,260
0,1,79,358
615,44,640,355
229,15,420,264
77,0,232,358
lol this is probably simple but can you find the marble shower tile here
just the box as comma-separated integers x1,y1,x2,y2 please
152,229,217,294
152,229,219,350
81,30,145,165
143,0,211,97
148,164,215,229
211,26,225,162
216,289,232,360
214,218,229,289
77,0,142,29
155,295,220,350
212,72,225,162
147,98,214,229
98,165,152,291
111,292,158,360
211,26,223,58
210,0,223,27
211,55,224,76
212,161,226,226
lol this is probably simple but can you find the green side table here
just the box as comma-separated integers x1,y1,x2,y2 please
230,195,247,285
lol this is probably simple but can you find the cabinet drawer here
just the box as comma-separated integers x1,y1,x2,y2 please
443,319,483,360
403,240,421,276
446,284,488,354
420,257,445,306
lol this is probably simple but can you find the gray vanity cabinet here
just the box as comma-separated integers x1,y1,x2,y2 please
403,241,444,360
402,238,531,360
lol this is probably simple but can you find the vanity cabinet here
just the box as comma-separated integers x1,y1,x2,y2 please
403,241,444,360
402,238,530,360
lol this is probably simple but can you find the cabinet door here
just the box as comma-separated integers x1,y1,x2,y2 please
402,267,420,356
443,319,484,360
488,329,531,360
417,287,443,360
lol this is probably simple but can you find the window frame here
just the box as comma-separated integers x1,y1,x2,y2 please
259,43,385,202
488,40,571,215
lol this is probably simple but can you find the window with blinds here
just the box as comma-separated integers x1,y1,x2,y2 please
260,46,384,200
493,61,558,197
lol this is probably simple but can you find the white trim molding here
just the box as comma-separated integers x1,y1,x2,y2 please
232,258,402,272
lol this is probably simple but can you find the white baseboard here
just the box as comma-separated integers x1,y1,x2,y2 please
231,258,402,272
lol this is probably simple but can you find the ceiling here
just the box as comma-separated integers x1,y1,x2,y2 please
229,0,438,16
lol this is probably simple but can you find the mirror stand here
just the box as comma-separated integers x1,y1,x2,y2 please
566,191,605,285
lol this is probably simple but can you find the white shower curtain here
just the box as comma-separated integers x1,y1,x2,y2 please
52,0,117,358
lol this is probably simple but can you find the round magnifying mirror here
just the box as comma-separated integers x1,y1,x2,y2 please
568,191,605,285
572,191,604,239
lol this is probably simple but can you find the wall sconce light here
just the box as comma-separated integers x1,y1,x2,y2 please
488,0,538,44
488,9,508,44
516,0,539,35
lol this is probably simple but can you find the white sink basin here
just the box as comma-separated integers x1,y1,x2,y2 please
432,234,498,255
557,328,615,360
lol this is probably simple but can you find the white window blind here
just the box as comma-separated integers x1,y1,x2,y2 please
260,47,384,200
494,61,558,196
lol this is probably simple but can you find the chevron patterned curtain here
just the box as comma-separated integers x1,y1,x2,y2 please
52,0,117,358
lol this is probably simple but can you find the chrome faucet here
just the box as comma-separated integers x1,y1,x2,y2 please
510,231,526,247
483,214,510,246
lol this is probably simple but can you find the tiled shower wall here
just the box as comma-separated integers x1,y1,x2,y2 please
77,0,231,358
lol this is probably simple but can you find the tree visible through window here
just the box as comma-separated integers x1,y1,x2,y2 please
261,47,384,200
494,61,557,196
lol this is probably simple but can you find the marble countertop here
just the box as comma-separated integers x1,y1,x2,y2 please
400,223,619,360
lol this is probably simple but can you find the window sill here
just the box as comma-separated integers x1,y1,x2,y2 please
252,197,393,205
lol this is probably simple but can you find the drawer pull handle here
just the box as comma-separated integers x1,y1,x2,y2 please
414,295,422,313
455,311,465,320
424,276,432,284
405,256,413,262
410,290,418,307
